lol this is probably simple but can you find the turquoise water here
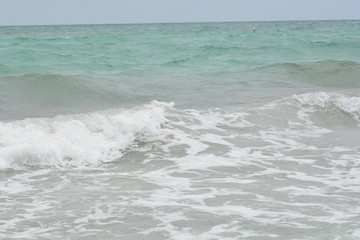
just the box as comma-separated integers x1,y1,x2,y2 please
1,21,360,118
1,21,360,239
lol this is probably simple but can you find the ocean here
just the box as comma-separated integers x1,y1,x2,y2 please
0,20,360,239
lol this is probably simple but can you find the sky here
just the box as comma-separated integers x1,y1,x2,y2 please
0,0,359,26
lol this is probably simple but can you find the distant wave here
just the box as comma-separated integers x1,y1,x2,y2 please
252,60,360,87
14,36,89,42
310,40,356,48
0,74,130,120
200,45,242,51
162,58,189,66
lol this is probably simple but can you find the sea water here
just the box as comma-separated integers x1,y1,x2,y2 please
0,20,360,239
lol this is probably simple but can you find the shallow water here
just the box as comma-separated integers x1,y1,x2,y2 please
1,20,360,239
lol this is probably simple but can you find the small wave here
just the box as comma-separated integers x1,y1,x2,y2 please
200,45,241,51
162,58,188,66
15,37,32,42
292,92,360,121
310,40,355,48
265,92,360,126
0,74,130,120
0,101,173,169
253,60,360,87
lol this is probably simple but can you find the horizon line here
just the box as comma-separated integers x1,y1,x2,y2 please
0,18,359,28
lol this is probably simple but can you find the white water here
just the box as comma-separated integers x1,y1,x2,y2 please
0,101,171,169
1,93,360,239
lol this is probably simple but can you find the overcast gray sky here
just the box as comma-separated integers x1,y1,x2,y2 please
0,0,359,26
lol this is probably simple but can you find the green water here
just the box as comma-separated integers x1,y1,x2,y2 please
1,21,359,75
1,20,360,119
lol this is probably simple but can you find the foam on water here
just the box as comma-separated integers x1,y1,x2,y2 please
1,95,360,239
292,92,360,122
0,101,171,169
1,20,360,239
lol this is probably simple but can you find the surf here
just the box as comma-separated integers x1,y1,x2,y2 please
0,101,172,169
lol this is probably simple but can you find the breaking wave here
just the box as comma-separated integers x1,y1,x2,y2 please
0,101,172,169
263,92,360,128
1,91,359,170
292,92,360,121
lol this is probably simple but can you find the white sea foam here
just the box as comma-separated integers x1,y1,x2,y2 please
1,95,360,240
0,101,172,169
261,92,360,126
292,92,360,121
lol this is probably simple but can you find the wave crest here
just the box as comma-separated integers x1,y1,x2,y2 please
293,92,360,121
0,101,173,169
